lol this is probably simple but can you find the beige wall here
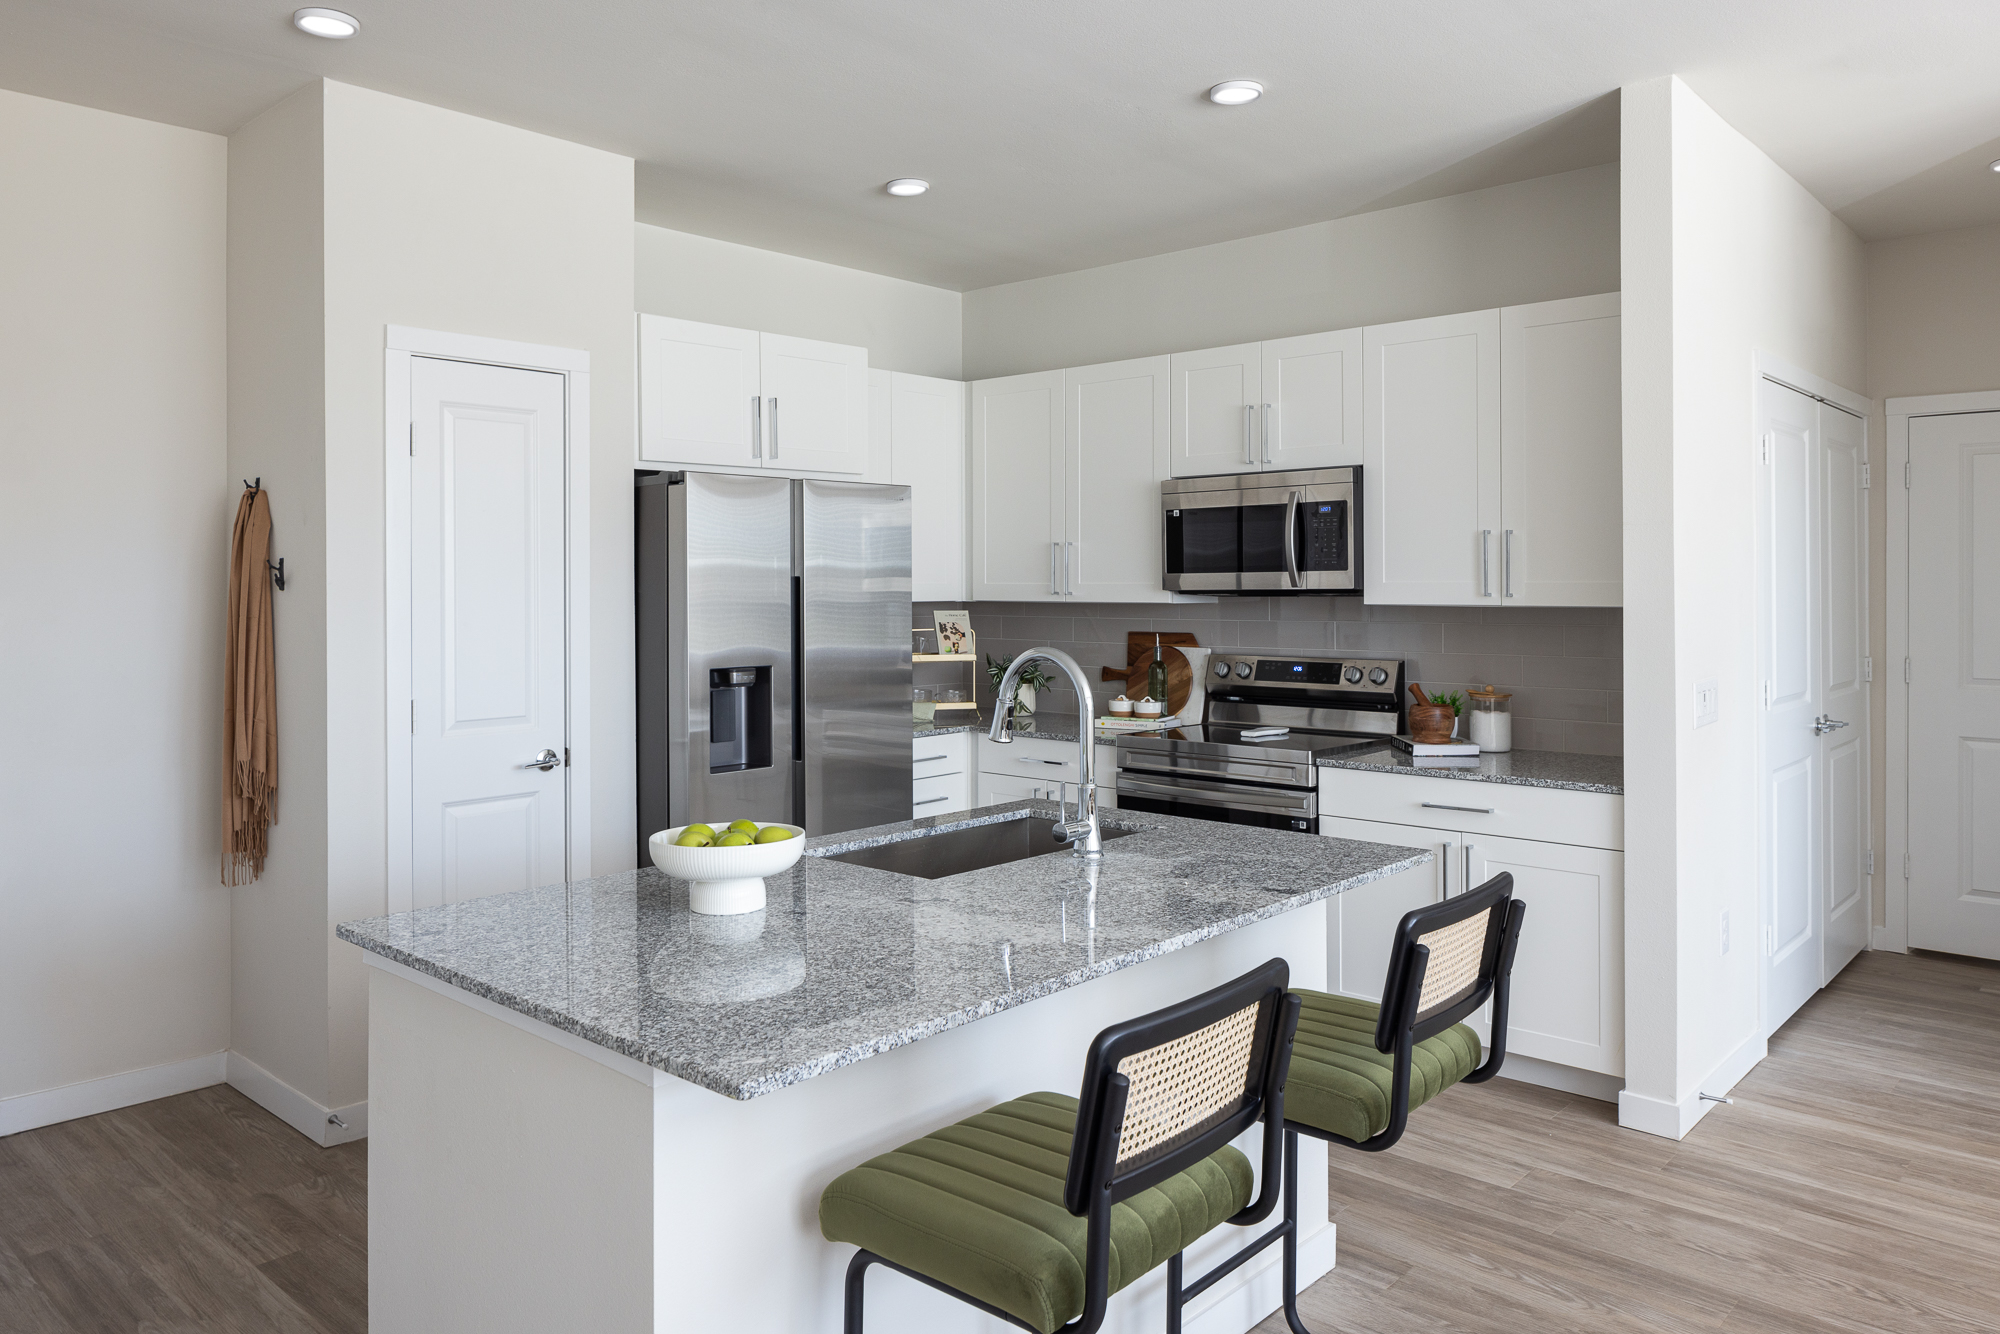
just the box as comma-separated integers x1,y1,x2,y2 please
1862,222,2000,931
1619,77,1867,1135
960,163,1619,379
0,90,229,1100
635,224,962,379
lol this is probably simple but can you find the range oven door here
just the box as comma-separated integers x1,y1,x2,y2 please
1114,772,1317,832
1162,469,1358,593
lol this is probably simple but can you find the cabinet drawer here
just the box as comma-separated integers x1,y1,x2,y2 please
979,735,1081,785
1318,767,1621,851
912,772,971,817
913,733,971,781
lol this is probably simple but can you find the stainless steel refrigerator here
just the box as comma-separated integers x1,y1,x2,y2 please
636,471,911,858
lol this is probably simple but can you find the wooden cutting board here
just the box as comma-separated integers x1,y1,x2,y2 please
1101,632,1199,717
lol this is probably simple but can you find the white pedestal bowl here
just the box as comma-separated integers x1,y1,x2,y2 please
647,823,807,915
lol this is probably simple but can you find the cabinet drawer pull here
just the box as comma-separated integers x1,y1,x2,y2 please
914,753,951,764
1422,801,1494,815
1020,757,1067,766
914,795,950,807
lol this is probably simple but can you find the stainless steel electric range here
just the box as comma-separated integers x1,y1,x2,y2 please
1114,654,1406,831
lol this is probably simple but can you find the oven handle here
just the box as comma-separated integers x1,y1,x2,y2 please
1283,489,1301,588
1115,773,1316,815
1117,755,1314,787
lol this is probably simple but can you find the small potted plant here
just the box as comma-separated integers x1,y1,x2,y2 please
986,652,1054,716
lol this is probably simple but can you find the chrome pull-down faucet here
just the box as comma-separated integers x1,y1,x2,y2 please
988,646,1103,858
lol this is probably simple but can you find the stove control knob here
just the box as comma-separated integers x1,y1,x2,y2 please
1369,667,1391,686
1213,660,1232,679
1343,665,1364,684
1235,661,1254,680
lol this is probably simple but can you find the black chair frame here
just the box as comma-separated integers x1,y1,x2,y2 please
843,957,1305,1334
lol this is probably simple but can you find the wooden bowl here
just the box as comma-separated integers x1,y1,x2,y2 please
1409,704,1457,745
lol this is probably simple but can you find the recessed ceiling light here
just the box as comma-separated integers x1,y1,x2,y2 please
293,7,360,38
1207,80,1264,106
885,178,929,197
1989,158,2000,173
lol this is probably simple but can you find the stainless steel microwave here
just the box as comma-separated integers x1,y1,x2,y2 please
1162,467,1360,594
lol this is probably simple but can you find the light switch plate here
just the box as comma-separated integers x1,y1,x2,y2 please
1695,679,1718,728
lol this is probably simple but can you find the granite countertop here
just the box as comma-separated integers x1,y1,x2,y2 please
1316,746,1623,795
913,718,982,739
336,801,1429,1101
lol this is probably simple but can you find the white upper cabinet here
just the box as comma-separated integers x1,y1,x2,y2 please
1499,293,1621,606
970,370,1067,600
1260,329,1363,472
887,371,968,603
1170,343,1261,476
1067,356,1171,602
1364,309,1503,605
637,316,868,475
638,315,762,469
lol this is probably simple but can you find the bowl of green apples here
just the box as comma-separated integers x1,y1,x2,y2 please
647,819,806,915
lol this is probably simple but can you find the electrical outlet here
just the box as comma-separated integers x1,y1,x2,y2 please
1695,680,1719,728
1720,910,1730,955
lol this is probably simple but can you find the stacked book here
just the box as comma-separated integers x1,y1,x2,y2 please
1390,734,1481,768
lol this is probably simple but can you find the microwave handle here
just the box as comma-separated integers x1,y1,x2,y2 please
1283,490,1301,588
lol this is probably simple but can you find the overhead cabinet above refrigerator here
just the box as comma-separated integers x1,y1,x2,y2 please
638,314,871,476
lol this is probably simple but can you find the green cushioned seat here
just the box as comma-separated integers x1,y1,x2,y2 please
1284,989,1482,1143
819,1091,1254,1334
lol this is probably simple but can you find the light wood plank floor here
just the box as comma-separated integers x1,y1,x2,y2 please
1260,948,2000,1334
2,950,1994,1332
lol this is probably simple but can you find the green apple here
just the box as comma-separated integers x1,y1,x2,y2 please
714,831,754,847
753,826,796,844
673,830,714,848
682,823,716,841
726,819,761,835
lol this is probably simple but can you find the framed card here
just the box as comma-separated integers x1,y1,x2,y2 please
932,609,974,657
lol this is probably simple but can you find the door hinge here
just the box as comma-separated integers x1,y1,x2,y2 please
1866,848,1875,876
1761,680,1773,708
1904,657,1911,684
409,422,415,456
564,747,570,768
1902,853,1911,880
410,700,416,734
1863,656,1873,682
1762,924,1775,956
1759,432,1772,465
1904,461,1911,489
1861,462,1871,489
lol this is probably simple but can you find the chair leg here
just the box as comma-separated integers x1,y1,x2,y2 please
1280,1128,1316,1334
1166,1250,1183,1334
844,1248,875,1334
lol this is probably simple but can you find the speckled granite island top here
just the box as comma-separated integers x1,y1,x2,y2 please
1317,746,1623,795
336,801,1429,1101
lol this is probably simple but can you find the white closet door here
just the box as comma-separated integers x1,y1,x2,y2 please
1261,329,1363,472
1067,355,1170,602
1908,410,2000,959
970,371,1066,600
1170,343,1261,477
410,357,569,908
637,314,761,468
759,332,868,475
1499,294,1622,606
1319,816,1450,1002
889,372,968,603
1363,310,1501,605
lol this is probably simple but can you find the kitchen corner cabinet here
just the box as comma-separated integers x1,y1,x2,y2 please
1320,773,1625,1079
1363,293,1620,607
1169,331,1362,479
971,356,1176,603
638,314,868,476
882,371,968,603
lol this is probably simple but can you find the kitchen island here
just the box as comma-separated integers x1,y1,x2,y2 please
337,800,1430,1334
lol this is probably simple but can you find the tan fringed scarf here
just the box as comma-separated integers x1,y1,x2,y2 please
223,486,278,886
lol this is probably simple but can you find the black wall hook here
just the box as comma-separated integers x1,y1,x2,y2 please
268,558,285,591
244,477,261,491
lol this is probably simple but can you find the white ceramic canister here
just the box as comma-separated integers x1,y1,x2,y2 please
1467,686,1513,752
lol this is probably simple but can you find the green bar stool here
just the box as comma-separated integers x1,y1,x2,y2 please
819,958,1304,1333
1272,871,1527,1333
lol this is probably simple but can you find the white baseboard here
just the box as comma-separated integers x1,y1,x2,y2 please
226,1050,367,1147
1497,1053,1624,1104
1186,1219,1336,1334
1617,1029,1766,1140
0,1051,226,1138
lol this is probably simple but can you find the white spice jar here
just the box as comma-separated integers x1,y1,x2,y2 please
1467,686,1513,753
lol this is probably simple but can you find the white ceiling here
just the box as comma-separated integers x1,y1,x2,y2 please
5,1,2000,289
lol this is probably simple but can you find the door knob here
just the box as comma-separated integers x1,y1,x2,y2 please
523,749,561,771
1812,715,1849,736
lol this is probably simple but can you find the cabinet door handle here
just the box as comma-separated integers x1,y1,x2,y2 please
1422,801,1494,815
1244,404,1254,465
1051,542,1060,595
1441,839,1454,897
914,753,950,764
1464,842,1475,893
767,396,779,459
1065,541,1075,596
1020,757,1067,767
1504,529,1514,598
914,795,950,807
1480,529,1492,597
1262,403,1273,464
751,395,763,460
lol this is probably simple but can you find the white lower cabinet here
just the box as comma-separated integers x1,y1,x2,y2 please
1320,779,1624,1079
973,736,1117,810
912,734,971,818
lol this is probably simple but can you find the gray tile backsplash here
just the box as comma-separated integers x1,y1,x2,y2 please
913,598,1624,755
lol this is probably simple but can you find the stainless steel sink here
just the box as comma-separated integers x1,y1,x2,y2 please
821,814,1136,880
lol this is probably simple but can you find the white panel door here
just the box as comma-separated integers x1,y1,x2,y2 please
1170,343,1261,477
1363,310,1502,605
759,332,868,475
1319,816,1450,1002
1909,410,2000,958
1499,294,1622,606
970,371,1066,601
411,357,568,908
1820,405,1871,978
1261,329,1363,472
889,372,968,603
1465,835,1624,1077
637,314,762,468
1067,355,1171,602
